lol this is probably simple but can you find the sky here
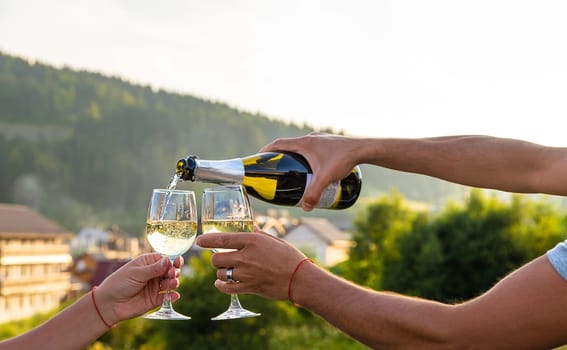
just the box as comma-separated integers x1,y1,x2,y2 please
1,0,566,145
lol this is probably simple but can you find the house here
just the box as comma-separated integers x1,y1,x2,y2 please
282,217,354,267
68,225,150,292
254,209,298,237
71,225,145,259
71,252,129,292
0,204,74,323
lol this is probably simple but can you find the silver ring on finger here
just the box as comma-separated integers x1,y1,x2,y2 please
226,267,235,283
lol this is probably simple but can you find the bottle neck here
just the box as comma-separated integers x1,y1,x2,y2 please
193,158,245,184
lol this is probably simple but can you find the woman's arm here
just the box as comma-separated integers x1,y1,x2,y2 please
0,253,182,350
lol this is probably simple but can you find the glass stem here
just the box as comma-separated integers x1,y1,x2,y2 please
159,257,175,312
160,291,172,311
229,294,243,310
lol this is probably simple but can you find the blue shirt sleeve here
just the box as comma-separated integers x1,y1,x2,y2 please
547,240,567,281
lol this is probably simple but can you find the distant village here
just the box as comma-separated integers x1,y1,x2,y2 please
0,204,354,324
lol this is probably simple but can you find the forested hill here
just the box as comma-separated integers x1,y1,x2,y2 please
0,51,463,233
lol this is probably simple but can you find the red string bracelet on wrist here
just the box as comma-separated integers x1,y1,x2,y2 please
91,286,115,329
288,257,313,307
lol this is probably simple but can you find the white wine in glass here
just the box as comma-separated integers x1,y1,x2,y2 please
201,219,254,253
144,189,197,320
201,185,261,320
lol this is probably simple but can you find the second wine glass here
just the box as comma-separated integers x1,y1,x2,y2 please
201,185,261,320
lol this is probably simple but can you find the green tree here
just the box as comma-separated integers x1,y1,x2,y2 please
380,213,444,299
342,191,418,290
345,189,567,304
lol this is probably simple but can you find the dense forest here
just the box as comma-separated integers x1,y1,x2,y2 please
0,51,467,234
3,51,567,349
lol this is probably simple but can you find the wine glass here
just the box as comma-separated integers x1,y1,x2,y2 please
201,185,261,320
144,189,198,320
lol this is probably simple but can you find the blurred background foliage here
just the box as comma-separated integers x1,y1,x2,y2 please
3,190,565,349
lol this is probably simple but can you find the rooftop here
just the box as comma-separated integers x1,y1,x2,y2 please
0,203,73,239
288,217,351,244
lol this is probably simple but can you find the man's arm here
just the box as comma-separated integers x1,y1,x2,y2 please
363,135,567,195
292,254,567,349
198,232,567,349
262,134,567,210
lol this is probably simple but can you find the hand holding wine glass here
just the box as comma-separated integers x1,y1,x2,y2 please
144,189,198,320
201,185,261,320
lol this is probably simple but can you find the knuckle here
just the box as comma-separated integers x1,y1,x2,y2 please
232,255,246,267
215,235,229,247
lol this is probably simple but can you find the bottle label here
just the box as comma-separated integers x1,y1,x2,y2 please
303,174,340,208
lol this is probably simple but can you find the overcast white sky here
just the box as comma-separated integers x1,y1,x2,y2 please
1,0,566,145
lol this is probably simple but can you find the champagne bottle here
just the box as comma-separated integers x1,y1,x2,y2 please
176,152,362,209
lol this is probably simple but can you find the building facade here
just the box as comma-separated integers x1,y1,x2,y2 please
284,217,354,266
256,211,354,267
0,204,74,323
